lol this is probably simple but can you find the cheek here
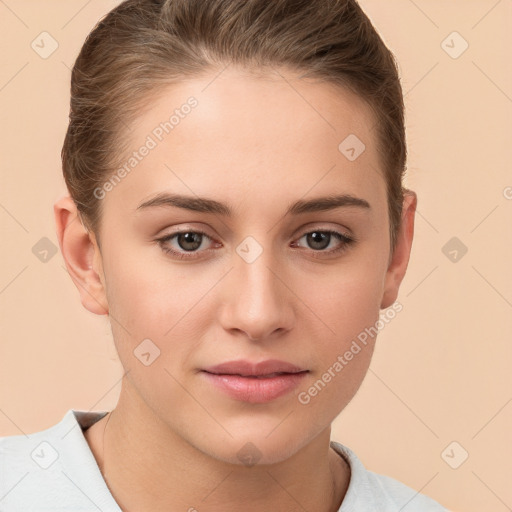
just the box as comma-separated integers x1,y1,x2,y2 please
104,258,201,423
102,245,213,391
103,241,204,336
296,223,388,340
297,259,384,345
294,306,379,429
291,261,384,414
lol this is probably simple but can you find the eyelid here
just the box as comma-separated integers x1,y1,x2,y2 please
292,222,354,241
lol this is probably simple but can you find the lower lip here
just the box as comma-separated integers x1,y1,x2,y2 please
201,371,308,403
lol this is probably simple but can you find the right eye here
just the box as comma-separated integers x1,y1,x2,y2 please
156,230,219,260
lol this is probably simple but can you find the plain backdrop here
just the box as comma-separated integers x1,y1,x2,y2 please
1,1,511,511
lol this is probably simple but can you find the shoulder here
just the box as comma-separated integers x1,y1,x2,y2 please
0,409,118,511
0,409,72,472
0,409,101,467
331,441,448,512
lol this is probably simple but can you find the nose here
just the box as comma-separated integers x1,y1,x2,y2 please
218,248,295,342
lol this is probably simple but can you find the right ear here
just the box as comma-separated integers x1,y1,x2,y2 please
54,195,109,316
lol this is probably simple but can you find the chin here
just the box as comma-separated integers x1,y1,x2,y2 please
189,424,318,468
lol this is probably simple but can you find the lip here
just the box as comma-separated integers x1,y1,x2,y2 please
201,359,309,403
203,359,306,376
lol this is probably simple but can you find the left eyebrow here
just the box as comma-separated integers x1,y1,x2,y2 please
135,192,371,217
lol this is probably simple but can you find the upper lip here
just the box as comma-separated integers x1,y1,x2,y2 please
202,359,307,377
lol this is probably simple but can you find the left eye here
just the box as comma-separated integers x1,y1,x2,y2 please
156,228,355,260
294,230,354,253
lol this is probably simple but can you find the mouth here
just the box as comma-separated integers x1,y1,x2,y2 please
200,359,309,403
203,371,305,379
202,358,307,377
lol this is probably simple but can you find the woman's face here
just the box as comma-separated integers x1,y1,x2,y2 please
88,67,412,464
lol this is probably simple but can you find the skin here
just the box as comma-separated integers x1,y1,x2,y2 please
54,66,416,512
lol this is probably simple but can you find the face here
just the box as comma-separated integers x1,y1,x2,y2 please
75,67,413,465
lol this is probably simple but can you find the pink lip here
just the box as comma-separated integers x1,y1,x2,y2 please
201,359,309,403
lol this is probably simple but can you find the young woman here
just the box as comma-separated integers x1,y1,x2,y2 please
0,0,447,510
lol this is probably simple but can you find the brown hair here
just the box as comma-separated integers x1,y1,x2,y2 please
62,0,407,253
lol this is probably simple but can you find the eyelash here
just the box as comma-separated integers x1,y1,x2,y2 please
156,228,356,261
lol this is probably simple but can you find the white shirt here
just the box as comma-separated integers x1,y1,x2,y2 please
0,409,447,511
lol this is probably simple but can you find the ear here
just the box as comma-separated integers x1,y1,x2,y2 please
380,190,417,309
54,195,109,315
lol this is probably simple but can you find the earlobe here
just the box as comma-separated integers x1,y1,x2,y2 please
380,190,417,309
54,195,109,316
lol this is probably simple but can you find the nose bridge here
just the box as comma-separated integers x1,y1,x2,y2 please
219,242,293,340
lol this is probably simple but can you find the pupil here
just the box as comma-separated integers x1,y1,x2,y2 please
308,232,329,250
179,232,201,251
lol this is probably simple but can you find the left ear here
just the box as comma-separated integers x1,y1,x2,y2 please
380,189,417,309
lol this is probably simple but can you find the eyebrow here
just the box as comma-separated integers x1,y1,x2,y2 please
136,192,371,217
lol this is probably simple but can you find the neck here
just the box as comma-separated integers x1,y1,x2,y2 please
85,383,350,512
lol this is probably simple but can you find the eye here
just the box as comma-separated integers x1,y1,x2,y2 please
156,229,218,260
156,227,356,261
292,229,355,257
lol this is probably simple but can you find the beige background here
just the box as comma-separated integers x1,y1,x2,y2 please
1,1,511,510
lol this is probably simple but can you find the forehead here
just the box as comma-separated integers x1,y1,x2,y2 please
101,66,385,222
138,66,378,146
